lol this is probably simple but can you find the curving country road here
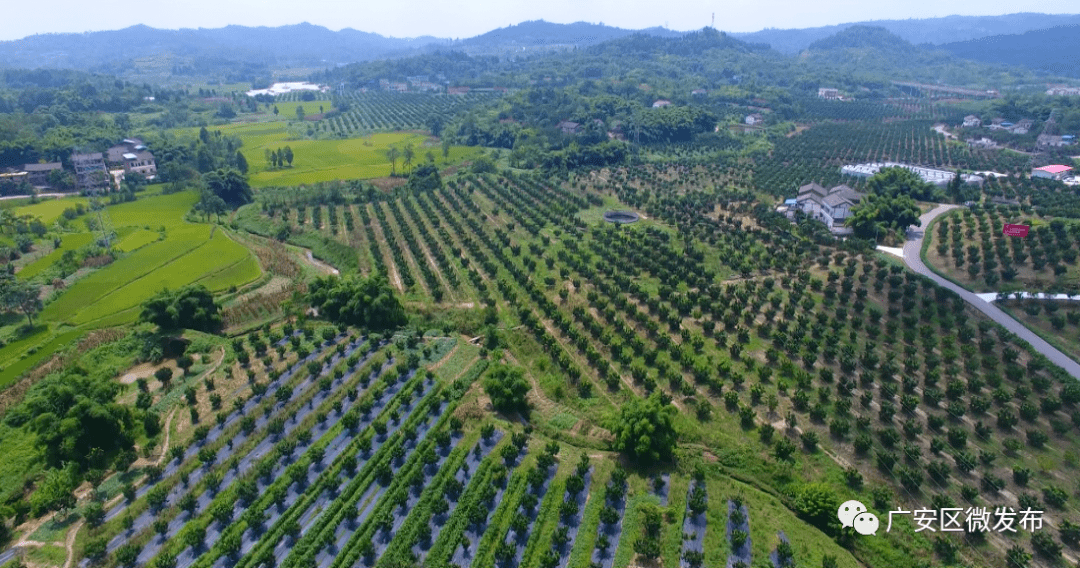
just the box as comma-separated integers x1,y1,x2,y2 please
902,204,1080,380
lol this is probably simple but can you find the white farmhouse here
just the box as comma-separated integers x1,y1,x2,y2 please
795,183,864,228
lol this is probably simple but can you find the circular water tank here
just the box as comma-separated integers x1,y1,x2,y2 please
603,211,640,224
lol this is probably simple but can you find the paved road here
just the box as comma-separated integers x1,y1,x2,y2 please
0,193,76,201
901,204,1080,380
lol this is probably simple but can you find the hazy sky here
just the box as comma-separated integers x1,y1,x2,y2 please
1,0,1078,41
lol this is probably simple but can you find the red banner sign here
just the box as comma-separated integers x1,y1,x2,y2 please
1003,224,1030,237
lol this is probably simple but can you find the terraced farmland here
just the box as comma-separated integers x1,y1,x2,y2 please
0,190,261,387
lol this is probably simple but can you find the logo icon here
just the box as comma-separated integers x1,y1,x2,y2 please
838,500,866,528
1003,224,1030,237
838,500,879,536
853,512,880,536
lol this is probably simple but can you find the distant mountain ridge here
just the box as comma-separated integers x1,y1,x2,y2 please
1,15,1078,83
731,12,1080,54
938,25,1080,78
0,23,448,72
0,20,683,74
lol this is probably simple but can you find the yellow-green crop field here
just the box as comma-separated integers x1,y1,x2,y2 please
40,191,259,326
180,121,480,187
9,196,90,225
0,190,262,386
268,100,331,119
114,228,160,252
17,232,96,280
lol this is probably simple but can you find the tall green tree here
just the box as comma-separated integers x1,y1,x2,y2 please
406,163,443,192
483,365,530,416
794,483,841,534
612,393,678,465
866,166,939,201
386,147,400,176
8,371,135,471
195,190,228,223
283,146,293,167
139,285,223,333
845,193,921,242
29,463,78,516
235,150,249,174
0,274,42,327
201,168,251,206
307,274,406,331
46,168,75,190
402,144,415,174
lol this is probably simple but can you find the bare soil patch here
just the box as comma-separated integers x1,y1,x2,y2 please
369,177,408,192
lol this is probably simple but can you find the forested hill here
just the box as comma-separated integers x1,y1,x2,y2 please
939,25,1080,78
582,28,771,59
323,27,783,91
0,23,447,74
450,20,683,55
798,26,1008,88
805,25,915,52
324,24,1050,96
732,12,1080,54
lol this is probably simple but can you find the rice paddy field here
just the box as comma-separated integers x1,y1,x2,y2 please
0,190,262,387
180,123,480,187
7,196,91,225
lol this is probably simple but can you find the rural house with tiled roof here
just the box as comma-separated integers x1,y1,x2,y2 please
795,183,865,228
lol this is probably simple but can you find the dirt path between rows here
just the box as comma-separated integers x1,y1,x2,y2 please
536,318,639,411
420,236,456,302
153,409,178,467
55,347,226,564
428,341,461,373
447,355,481,383
62,520,83,568
378,202,431,299
398,200,458,303
365,205,404,293
304,250,339,275
422,187,620,441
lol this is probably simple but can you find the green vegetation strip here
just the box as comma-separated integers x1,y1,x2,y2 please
327,366,482,567
191,356,416,568
377,430,486,565
221,337,456,568
181,352,390,566
96,336,361,560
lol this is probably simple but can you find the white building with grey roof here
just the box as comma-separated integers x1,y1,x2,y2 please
795,183,865,228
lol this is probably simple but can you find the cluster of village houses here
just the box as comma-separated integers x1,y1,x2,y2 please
0,139,156,194
961,114,1076,148
779,161,1075,232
